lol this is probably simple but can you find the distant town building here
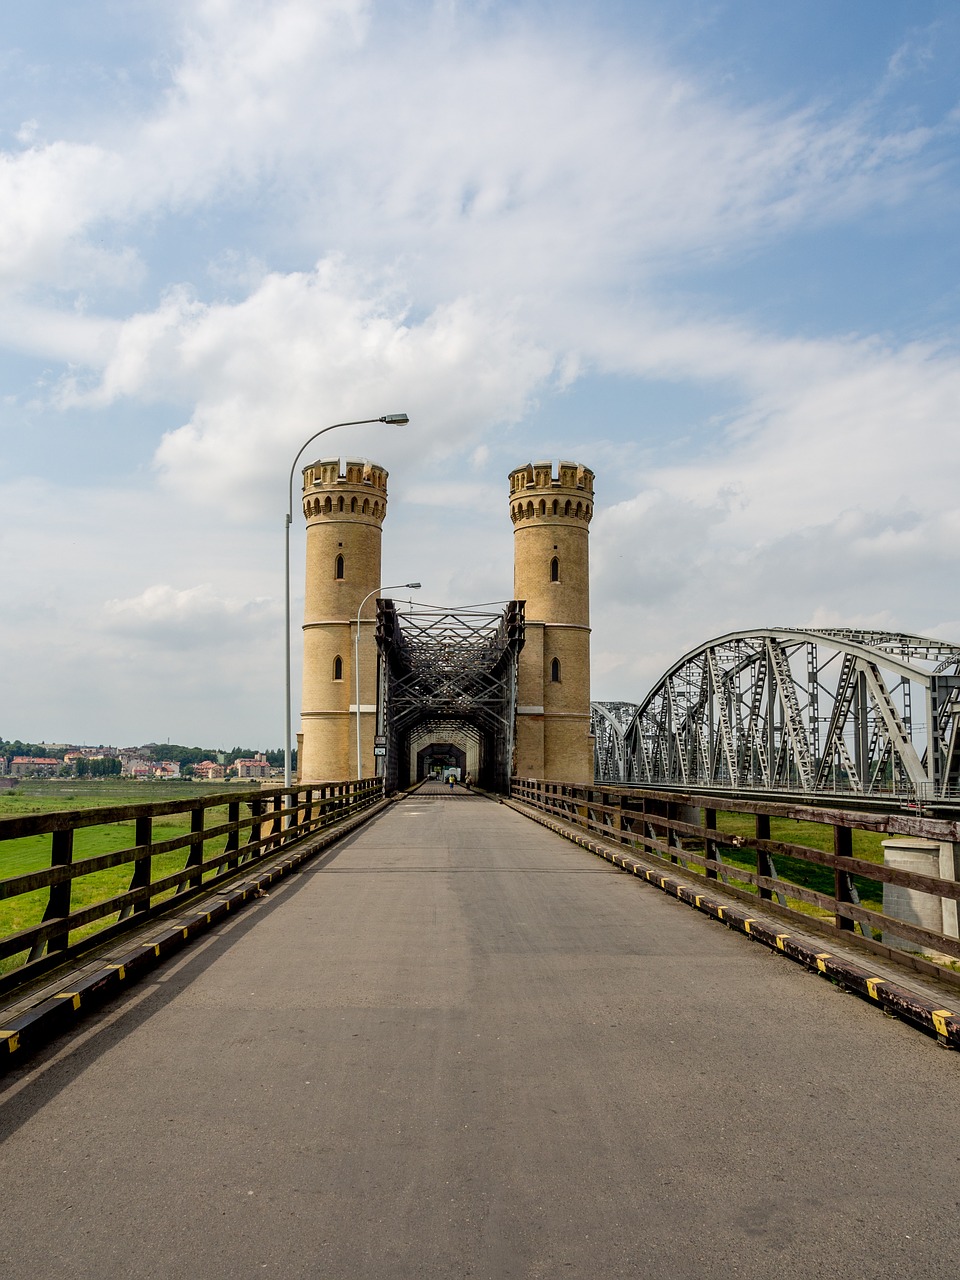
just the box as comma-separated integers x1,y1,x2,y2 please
235,753,270,779
9,756,60,777
154,761,181,779
120,752,152,777
194,760,226,781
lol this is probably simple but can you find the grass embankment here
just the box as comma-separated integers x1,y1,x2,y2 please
715,811,885,908
0,780,254,975
649,812,887,930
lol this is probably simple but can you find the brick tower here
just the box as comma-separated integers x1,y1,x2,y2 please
299,457,388,782
509,460,594,782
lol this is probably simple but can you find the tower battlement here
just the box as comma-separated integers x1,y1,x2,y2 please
508,460,594,525
302,457,388,526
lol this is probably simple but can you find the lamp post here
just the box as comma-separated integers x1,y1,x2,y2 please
284,414,409,790
355,582,421,780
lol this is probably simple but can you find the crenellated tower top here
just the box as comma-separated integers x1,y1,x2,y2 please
508,460,594,527
302,457,388,528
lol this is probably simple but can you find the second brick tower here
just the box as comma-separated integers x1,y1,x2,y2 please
510,460,594,782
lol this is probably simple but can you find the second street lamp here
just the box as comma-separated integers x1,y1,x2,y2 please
355,582,421,779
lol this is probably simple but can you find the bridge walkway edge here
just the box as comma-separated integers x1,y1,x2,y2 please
501,795,960,1051
0,790,402,1074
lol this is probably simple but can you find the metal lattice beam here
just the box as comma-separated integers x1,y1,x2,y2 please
377,599,525,793
592,628,960,801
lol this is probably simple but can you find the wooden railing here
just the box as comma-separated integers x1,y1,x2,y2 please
0,779,383,992
511,778,960,982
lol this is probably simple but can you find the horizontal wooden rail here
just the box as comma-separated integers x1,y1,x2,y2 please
511,778,960,981
0,779,383,993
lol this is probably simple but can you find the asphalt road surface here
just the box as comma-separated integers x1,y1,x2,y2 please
2,785,959,1279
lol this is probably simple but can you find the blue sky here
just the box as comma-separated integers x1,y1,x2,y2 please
1,0,959,748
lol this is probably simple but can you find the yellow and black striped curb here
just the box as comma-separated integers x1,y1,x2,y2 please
504,799,960,1051
0,796,393,1075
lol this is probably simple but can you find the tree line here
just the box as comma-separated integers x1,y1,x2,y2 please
1,739,291,768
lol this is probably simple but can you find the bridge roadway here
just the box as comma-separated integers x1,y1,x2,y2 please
2,782,959,1279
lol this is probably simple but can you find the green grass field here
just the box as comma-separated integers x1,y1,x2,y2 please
0,779,261,975
714,811,886,912
626,810,888,929
0,776,230,818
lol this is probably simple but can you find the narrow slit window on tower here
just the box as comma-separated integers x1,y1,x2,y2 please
333,655,343,681
550,556,560,582
551,657,561,683
335,553,344,580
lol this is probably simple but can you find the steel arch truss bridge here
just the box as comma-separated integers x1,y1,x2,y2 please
376,599,525,793
593,629,960,802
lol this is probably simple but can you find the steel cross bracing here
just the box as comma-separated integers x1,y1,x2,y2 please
591,628,960,801
376,599,525,793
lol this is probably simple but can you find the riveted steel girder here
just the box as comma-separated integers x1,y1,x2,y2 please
592,628,960,801
377,599,524,793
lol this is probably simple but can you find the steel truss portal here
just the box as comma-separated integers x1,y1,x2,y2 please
376,599,525,793
592,628,960,801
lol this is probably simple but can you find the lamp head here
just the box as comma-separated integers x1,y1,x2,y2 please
379,413,409,425
405,582,421,589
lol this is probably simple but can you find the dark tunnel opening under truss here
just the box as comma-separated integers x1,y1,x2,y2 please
376,598,525,793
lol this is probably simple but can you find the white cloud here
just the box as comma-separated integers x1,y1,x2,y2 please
583,314,960,701
3,1,960,738
62,262,553,511
0,140,133,289
0,0,946,310
644,333,960,535
0,477,287,745
103,582,276,641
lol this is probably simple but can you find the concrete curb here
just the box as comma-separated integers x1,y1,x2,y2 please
504,797,960,1051
0,795,392,1074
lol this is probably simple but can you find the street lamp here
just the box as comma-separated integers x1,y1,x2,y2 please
284,415,409,789
355,582,421,780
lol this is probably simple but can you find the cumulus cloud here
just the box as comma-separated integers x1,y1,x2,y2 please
0,476,290,744
3,1,960,737
640,333,960,533
54,261,551,510
583,316,960,701
103,583,276,641
0,0,945,308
